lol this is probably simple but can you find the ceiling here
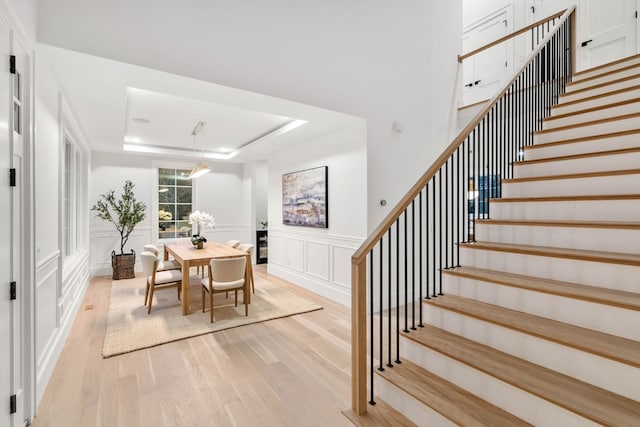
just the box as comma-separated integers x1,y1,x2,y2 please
39,43,359,164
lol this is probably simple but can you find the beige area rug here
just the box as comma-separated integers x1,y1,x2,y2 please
102,274,323,358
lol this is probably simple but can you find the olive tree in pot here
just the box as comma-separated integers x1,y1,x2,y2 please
91,180,147,280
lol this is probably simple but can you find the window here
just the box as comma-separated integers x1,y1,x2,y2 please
158,168,193,239
63,135,87,257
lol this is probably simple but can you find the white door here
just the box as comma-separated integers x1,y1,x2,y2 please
462,5,513,105
579,0,638,70
10,35,28,427
0,15,13,427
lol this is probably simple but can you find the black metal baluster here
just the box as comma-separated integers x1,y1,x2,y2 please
395,219,401,364
387,227,393,368
378,239,385,372
411,200,416,330
438,168,443,295
432,172,438,296
419,189,424,325
403,210,408,333
368,251,375,405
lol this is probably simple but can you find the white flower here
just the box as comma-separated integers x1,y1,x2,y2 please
188,210,216,231
158,209,172,220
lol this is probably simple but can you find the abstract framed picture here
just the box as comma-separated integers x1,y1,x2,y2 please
282,166,328,228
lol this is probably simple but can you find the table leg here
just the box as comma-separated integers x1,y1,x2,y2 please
245,254,253,305
164,245,169,261
182,260,191,315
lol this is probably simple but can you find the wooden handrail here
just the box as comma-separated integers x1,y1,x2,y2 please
458,9,566,63
350,6,576,415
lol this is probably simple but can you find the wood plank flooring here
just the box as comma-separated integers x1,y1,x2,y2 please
31,266,353,427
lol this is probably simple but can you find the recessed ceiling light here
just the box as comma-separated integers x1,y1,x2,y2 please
124,135,141,143
132,117,151,123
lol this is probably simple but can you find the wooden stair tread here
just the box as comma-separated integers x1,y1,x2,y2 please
475,218,640,230
552,83,640,110
559,73,640,98
491,194,640,203
443,266,640,311
534,112,640,135
424,294,640,368
403,324,640,426
515,147,640,165
573,53,640,79
544,97,640,122
376,359,531,427
526,128,640,149
343,399,416,427
460,240,640,266
503,168,640,183
567,62,640,87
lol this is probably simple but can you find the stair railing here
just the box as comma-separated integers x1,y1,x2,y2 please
350,7,576,415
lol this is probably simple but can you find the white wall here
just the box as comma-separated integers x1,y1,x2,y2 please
36,0,463,231
33,50,91,409
89,152,251,275
267,121,367,306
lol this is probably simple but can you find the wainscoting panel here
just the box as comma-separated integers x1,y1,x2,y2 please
35,249,90,406
268,234,285,265
268,228,362,306
284,238,305,272
35,254,59,367
306,241,330,281
332,245,354,288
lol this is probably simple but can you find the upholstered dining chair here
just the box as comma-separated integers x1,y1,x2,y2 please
141,251,182,314
235,243,255,294
225,240,241,248
201,256,247,323
143,244,181,271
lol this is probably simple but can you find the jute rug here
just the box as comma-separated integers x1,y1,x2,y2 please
102,273,323,358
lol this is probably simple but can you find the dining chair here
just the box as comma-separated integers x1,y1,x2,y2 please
143,244,181,271
141,251,182,314
201,256,247,323
225,240,241,248
235,243,255,294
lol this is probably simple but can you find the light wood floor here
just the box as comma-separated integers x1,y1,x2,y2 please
31,265,353,427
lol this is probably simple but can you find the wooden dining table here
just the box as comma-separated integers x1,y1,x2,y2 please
164,240,253,315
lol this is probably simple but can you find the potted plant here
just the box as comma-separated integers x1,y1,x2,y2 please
91,180,147,279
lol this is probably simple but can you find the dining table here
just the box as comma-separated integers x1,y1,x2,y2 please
164,240,253,315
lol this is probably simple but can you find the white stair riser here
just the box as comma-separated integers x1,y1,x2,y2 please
459,246,639,291
574,57,640,81
443,273,640,340
422,305,640,401
376,376,456,427
475,223,640,254
560,76,640,103
515,152,640,178
534,116,640,144
502,174,640,198
400,338,600,427
566,69,640,92
490,199,640,222
551,87,640,116
543,101,640,130
524,133,640,160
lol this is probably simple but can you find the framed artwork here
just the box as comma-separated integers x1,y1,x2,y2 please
282,166,328,228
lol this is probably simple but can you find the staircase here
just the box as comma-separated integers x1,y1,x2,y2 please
348,56,640,426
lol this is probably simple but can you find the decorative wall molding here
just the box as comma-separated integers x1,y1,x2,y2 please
267,229,362,306
36,250,61,273
35,251,90,407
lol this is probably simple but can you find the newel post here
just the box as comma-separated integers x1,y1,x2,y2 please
351,258,367,414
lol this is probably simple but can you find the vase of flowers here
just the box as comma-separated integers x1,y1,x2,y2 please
189,210,216,249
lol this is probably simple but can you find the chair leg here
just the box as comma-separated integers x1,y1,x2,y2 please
144,281,150,306
234,290,238,307
244,299,248,316
177,285,181,300
147,285,155,314
209,287,214,323
202,286,206,313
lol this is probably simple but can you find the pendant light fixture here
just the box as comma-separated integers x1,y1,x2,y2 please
188,121,210,179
